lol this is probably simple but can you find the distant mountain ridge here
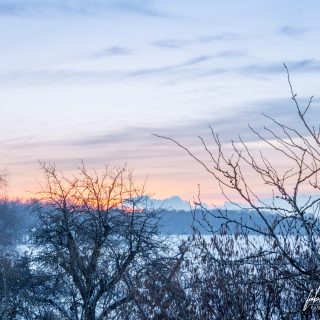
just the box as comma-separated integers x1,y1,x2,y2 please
147,195,193,211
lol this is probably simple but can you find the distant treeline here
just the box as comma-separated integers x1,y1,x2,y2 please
0,199,306,245
0,200,34,245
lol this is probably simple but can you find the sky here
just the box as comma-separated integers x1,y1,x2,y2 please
1,0,320,205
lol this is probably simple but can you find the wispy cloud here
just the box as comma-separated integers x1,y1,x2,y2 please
198,33,241,43
11,96,320,152
153,32,241,49
0,55,213,85
240,59,320,75
128,55,212,77
196,59,320,79
152,39,191,49
6,98,318,174
0,0,165,17
108,0,165,17
4,95,320,200
149,97,320,147
1,59,320,86
279,26,307,37
214,50,247,58
91,46,131,58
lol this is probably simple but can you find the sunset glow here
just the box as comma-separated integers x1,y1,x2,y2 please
1,1,320,206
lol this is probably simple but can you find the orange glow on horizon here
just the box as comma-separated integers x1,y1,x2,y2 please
3,179,235,208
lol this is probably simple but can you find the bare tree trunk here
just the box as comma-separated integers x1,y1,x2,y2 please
84,306,96,320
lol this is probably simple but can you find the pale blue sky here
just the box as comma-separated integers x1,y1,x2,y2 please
1,0,320,202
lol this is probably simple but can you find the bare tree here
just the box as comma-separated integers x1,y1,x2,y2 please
30,162,168,320
155,65,320,318
0,250,32,319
